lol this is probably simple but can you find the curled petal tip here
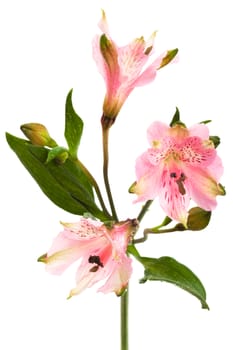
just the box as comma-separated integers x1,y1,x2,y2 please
37,253,47,263
158,48,179,69
99,9,109,34
101,8,106,20
66,293,72,300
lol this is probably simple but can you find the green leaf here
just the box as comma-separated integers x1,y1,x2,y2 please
139,256,209,309
65,89,83,159
6,133,108,221
200,119,212,124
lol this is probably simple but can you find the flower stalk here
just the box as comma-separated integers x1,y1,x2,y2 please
75,158,112,219
102,124,119,221
136,200,154,223
121,288,129,350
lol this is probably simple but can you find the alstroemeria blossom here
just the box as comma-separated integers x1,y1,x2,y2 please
93,10,178,122
131,121,224,225
39,218,137,297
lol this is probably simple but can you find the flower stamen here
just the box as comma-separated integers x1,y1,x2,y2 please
88,255,104,267
175,172,186,195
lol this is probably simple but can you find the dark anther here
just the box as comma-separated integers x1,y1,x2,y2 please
170,172,177,178
180,172,186,181
89,266,99,273
175,172,187,195
88,255,104,268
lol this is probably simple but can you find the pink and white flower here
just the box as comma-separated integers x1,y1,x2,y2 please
93,10,178,121
130,121,224,225
38,218,138,297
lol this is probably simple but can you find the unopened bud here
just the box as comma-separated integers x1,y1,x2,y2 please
187,207,211,231
20,123,57,147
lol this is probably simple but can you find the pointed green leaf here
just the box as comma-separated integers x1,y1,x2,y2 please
139,256,209,309
6,133,109,221
200,119,212,124
65,89,83,159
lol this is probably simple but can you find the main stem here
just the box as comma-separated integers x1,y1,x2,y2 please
102,121,129,350
102,123,128,349
102,126,119,221
121,288,129,350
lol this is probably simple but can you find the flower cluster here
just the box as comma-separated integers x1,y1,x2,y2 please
6,11,224,307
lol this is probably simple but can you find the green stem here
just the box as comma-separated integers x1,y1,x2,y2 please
76,158,112,219
102,126,119,221
121,288,129,350
134,222,186,244
136,200,153,222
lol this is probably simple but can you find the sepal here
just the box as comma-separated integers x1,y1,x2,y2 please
169,107,186,127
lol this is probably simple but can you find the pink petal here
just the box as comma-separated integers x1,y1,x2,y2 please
189,123,210,140
69,261,106,297
158,168,190,224
45,219,106,275
45,235,106,275
98,255,132,295
185,165,222,211
98,10,109,35
133,52,166,87
45,246,82,275
135,151,153,178
206,154,224,181
92,35,108,83
147,121,170,145
133,164,163,202
70,244,112,296
179,136,216,166
118,39,148,80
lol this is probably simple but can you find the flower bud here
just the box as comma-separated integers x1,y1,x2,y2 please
187,207,211,231
20,123,57,147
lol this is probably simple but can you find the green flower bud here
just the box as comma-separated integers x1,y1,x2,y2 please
187,207,211,231
20,123,57,147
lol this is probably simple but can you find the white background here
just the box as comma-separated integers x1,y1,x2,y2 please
1,0,232,349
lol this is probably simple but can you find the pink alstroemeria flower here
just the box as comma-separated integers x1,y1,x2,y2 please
93,10,178,123
131,121,225,225
38,218,138,297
